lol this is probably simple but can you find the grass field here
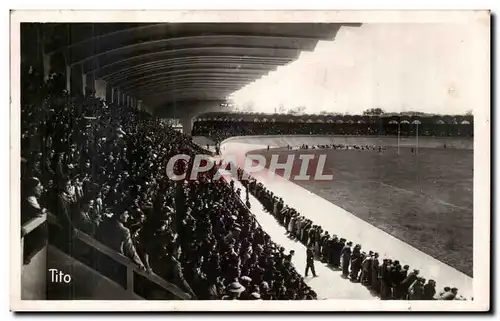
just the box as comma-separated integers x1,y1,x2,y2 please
251,147,473,276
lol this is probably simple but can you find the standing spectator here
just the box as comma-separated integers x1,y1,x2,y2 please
96,210,146,270
21,177,45,224
399,269,420,300
341,241,353,278
440,287,459,300
408,277,425,300
360,251,373,286
305,245,317,277
423,279,437,300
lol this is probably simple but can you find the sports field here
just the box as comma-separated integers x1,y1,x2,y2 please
251,147,473,276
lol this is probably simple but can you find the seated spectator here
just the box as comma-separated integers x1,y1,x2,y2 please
96,211,145,270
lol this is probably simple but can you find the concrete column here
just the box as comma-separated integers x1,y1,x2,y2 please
82,73,86,95
84,72,95,96
65,65,71,94
180,116,194,135
113,88,120,104
70,64,84,96
106,82,113,102
137,100,143,111
94,78,107,100
43,53,51,82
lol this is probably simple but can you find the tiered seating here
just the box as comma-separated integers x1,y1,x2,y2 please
20,70,316,300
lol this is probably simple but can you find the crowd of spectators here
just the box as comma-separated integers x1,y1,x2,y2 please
21,69,317,300
237,169,467,301
290,144,387,152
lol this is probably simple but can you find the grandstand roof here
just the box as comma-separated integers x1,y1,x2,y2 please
41,23,359,110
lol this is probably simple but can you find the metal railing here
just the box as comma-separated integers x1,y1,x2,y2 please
21,213,191,300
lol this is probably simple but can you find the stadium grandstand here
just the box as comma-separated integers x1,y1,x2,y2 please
192,112,473,143
19,21,472,304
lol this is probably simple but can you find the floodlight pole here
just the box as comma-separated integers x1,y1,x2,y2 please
416,122,419,155
397,122,400,155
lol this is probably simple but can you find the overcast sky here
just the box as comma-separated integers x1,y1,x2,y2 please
231,22,488,115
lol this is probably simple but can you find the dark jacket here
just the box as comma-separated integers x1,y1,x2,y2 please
306,247,315,263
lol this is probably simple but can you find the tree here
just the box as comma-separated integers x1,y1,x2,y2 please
465,109,473,116
362,108,385,116
242,101,255,113
288,105,306,115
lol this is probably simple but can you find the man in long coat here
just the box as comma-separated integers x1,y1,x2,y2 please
371,253,380,293
340,241,353,277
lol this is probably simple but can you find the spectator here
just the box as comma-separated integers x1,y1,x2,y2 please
222,282,246,300
423,279,437,300
97,211,145,270
440,287,459,300
305,245,317,277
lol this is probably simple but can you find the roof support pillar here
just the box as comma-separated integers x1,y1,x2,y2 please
65,65,71,94
69,64,84,96
84,72,95,97
112,88,119,104
94,78,107,100
180,116,194,136
43,53,51,82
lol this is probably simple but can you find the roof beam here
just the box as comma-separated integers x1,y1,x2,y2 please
70,34,319,65
47,23,345,55
87,46,301,74
95,54,293,78
110,69,265,88
102,61,282,82
128,81,249,94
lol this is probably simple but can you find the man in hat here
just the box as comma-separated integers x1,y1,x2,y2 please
332,237,344,268
222,281,246,300
340,241,353,277
360,251,373,286
250,292,262,300
239,276,253,300
408,277,425,300
320,232,330,262
22,177,45,224
439,287,458,300
349,245,362,281
260,281,272,300
423,279,437,300
370,253,380,292
155,242,197,300
379,259,391,300
399,268,420,300
21,177,48,264
97,210,145,270
390,262,404,299
284,250,295,264
305,245,317,277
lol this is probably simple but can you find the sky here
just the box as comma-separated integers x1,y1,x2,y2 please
231,22,488,115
